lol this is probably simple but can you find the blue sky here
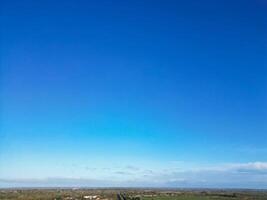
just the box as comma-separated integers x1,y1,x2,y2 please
0,0,267,188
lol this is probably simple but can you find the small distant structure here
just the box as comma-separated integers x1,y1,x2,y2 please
83,195,98,199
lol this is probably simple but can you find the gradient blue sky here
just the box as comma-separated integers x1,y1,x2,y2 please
0,0,267,188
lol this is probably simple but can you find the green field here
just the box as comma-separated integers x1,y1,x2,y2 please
143,195,231,200
129,190,267,200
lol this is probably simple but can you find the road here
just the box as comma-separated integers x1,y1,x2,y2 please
117,193,126,200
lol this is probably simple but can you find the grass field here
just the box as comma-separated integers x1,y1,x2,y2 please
142,195,231,200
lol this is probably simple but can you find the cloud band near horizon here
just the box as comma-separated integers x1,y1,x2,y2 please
1,161,267,189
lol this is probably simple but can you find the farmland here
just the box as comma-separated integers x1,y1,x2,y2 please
0,189,267,200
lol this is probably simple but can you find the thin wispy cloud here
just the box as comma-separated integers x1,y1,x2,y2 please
1,162,267,188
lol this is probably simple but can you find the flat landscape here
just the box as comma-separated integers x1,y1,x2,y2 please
0,189,267,200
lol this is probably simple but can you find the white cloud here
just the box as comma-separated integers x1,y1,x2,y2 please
196,162,267,173
1,162,267,188
230,162,267,170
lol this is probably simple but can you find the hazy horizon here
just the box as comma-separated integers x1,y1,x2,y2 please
1,0,267,188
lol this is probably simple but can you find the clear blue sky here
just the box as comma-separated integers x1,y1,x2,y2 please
0,0,267,188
